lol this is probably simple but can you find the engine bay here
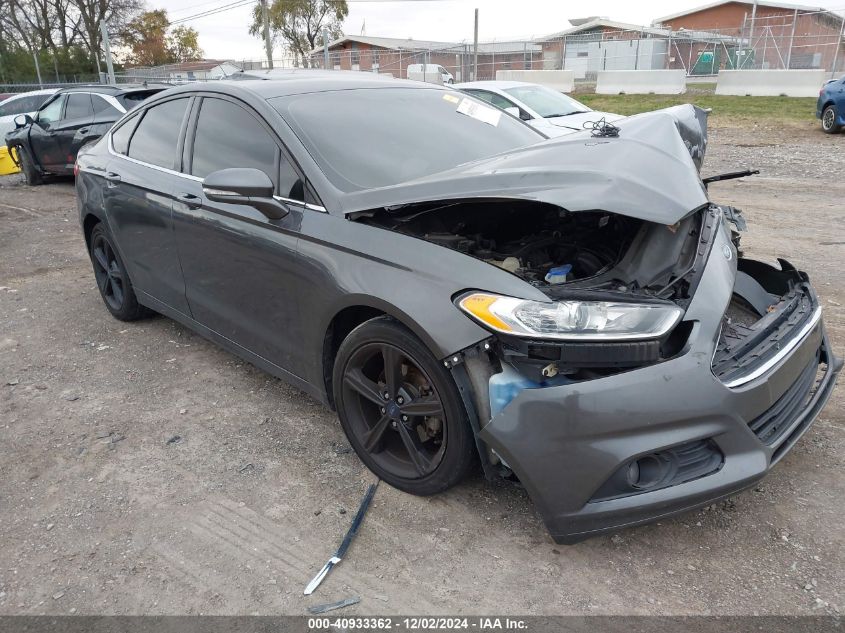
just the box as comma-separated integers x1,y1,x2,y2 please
363,200,641,287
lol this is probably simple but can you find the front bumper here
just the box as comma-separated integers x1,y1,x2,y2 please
477,219,841,544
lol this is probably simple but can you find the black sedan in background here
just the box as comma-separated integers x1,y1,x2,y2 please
74,76,839,543
5,84,164,185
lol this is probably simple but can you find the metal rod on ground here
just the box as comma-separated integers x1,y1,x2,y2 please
99,21,116,85
323,27,330,70
303,481,379,596
261,0,273,69
473,8,478,81
32,52,43,88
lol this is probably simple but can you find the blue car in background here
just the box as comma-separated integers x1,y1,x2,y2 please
817,75,845,133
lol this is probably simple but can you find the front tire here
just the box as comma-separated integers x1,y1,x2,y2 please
333,317,475,496
822,105,841,134
17,147,42,185
89,223,150,321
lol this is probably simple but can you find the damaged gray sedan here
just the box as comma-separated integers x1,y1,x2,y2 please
75,76,841,543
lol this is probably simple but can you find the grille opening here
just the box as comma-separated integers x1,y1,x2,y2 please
750,352,822,450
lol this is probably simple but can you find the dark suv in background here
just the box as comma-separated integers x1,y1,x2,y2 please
5,84,165,185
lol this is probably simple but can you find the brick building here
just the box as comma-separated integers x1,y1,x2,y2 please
653,1,845,70
310,35,541,81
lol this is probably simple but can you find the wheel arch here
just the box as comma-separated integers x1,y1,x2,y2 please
82,212,104,252
320,296,453,410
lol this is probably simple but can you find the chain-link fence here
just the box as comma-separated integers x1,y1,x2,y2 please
303,10,844,81
2,9,842,94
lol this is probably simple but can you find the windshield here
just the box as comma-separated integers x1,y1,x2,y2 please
272,88,541,191
503,85,590,118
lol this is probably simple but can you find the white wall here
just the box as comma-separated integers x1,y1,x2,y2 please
715,69,827,97
596,69,687,95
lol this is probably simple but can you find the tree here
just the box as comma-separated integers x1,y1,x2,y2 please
250,0,347,67
121,9,202,66
1,0,143,77
0,0,142,80
169,25,203,63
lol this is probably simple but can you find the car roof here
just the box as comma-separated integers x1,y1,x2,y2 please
55,83,171,96
158,72,436,101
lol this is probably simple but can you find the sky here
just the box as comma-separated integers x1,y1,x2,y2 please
156,0,827,62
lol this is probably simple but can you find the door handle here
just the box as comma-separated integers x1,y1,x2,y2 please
104,172,121,186
177,192,202,210
79,127,90,134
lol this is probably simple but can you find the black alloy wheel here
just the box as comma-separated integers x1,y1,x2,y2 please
333,317,475,495
89,223,150,321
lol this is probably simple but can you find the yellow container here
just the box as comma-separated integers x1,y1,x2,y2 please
0,145,21,175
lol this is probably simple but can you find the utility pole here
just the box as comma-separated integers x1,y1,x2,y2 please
99,21,116,84
261,0,273,69
323,26,330,70
472,8,479,81
32,52,43,88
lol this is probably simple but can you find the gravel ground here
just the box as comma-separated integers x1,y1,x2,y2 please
0,121,842,616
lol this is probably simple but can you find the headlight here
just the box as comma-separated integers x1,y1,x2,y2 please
457,292,683,341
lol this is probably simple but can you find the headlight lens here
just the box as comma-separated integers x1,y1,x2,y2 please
457,292,683,341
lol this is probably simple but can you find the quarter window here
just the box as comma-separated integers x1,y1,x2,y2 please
65,93,93,120
111,116,138,155
191,98,302,199
127,98,190,169
92,95,121,117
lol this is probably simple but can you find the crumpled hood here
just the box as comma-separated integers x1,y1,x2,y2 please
342,104,710,225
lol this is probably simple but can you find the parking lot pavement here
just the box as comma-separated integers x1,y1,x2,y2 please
0,124,842,616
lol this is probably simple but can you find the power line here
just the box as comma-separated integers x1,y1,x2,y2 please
169,0,257,25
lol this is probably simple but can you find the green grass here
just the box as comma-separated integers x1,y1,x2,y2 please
576,94,818,127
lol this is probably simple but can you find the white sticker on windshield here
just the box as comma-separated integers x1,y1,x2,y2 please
456,98,501,127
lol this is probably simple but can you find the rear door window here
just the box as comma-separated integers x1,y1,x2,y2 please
190,97,293,194
64,93,94,120
127,98,190,169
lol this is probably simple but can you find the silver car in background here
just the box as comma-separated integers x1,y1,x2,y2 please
455,80,621,136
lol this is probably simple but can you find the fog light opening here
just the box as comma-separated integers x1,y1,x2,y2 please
629,454,673,490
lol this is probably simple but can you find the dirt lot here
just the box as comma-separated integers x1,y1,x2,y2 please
0,122,843,617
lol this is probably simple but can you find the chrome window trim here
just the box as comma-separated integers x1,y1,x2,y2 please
273,195,326,213
723,306,823,389
107,133,203,182
107,132,327,210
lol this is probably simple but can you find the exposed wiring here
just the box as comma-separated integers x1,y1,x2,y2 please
583,117,620,138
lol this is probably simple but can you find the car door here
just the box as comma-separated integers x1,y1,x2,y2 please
172,95,307,374
52,92,94,172
103,96,193,316
28,93,67,170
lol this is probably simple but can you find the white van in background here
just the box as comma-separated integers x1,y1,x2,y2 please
406,64,454,85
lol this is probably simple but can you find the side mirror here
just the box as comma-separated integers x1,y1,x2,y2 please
202,167,289,220
14,114,33,128
504,106,520,118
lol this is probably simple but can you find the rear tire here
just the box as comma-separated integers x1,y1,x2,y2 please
333,317,475,496
89,223,151,321
17,147,42,186
822,105,841,134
